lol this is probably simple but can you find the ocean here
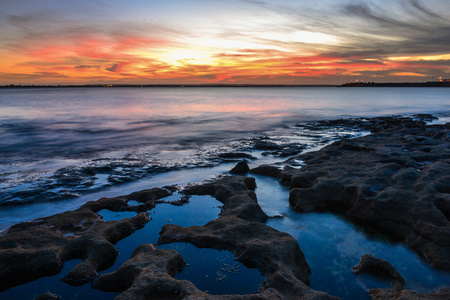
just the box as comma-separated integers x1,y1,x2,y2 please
0,87,449,299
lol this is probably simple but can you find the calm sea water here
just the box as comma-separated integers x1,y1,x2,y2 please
0,87,449,299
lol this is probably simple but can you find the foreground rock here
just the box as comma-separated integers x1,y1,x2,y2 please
353,254,450,299
92,244,192,299
278,116,450,270
96,176,339,299
0,187,172,291
352,254,406,290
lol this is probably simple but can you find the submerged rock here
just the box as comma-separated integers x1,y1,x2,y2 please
33,293,61,300
352,254,406,290
353,254,450,300
281,117,450,270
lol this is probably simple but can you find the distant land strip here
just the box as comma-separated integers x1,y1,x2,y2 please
1,82,449,88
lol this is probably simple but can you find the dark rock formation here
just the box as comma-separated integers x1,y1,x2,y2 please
280,117,450,270
92,244,193,299
229,160,250,174
95,176,338,299
33,293,61,300
0,187,172,291
250,164,282,178
183,176,267,223
352,254,450,300
155,176,339,299
218,152,257,160
352,254,406,289
370,289,450,300
83,187,172,213
250,138,306,157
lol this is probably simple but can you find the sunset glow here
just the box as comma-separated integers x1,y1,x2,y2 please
1,0,450,85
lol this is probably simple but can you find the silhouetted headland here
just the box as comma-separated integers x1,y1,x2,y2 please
340,81,450,87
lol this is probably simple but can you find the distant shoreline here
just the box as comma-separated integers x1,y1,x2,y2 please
340,81,450,87
0,84,335,88
1,82,449,88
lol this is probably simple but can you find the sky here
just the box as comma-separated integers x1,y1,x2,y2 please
1,0,450,85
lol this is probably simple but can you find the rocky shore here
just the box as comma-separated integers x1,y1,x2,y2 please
0,115,449,299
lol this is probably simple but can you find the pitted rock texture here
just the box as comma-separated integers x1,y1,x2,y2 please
92,244,195,299
153,176,339,300
353,254,450,300
352,254,406,290
183,176,268,223
0,187,171,291
280,117,450,270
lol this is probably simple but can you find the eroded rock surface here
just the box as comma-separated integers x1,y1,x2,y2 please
155,176,339,300
94,176,338,299
278,117,450,270
352,254,406,290
183,175,267,223
0,187,172,291
353,254,450,300
92,244,193,299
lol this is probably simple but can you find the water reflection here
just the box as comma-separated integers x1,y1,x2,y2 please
253,174,450,300
159,243,264,295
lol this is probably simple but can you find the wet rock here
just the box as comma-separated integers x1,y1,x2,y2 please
352,254,405,289
230,160,250,174
249,164,282,178
88,176,338,299
92,244,194,299
353,254,450,300
157,176,338,300
281,116,450,270
0,187,172,291
33,293,61,300
254,139,279,150
183,176,267,223
370,289,450,300
218,152,257,160
82,187,171,213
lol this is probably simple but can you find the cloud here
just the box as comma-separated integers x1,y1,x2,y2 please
105,63,119,72
1,0,450,85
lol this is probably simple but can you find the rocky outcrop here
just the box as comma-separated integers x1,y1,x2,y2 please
279,117,450,270
156,176,339,299
229,160,250,174
92,244,195,299
94,176,338,299
0,187,172,291
353,254,450,300
183,176,268,223
352,254,406,290
250,164,282,178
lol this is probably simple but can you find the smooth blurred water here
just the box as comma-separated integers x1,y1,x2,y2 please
1,87,448,165
1,87,448,206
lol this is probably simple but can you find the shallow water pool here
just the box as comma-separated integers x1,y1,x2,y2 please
159,243,264,295
253,174,450,299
